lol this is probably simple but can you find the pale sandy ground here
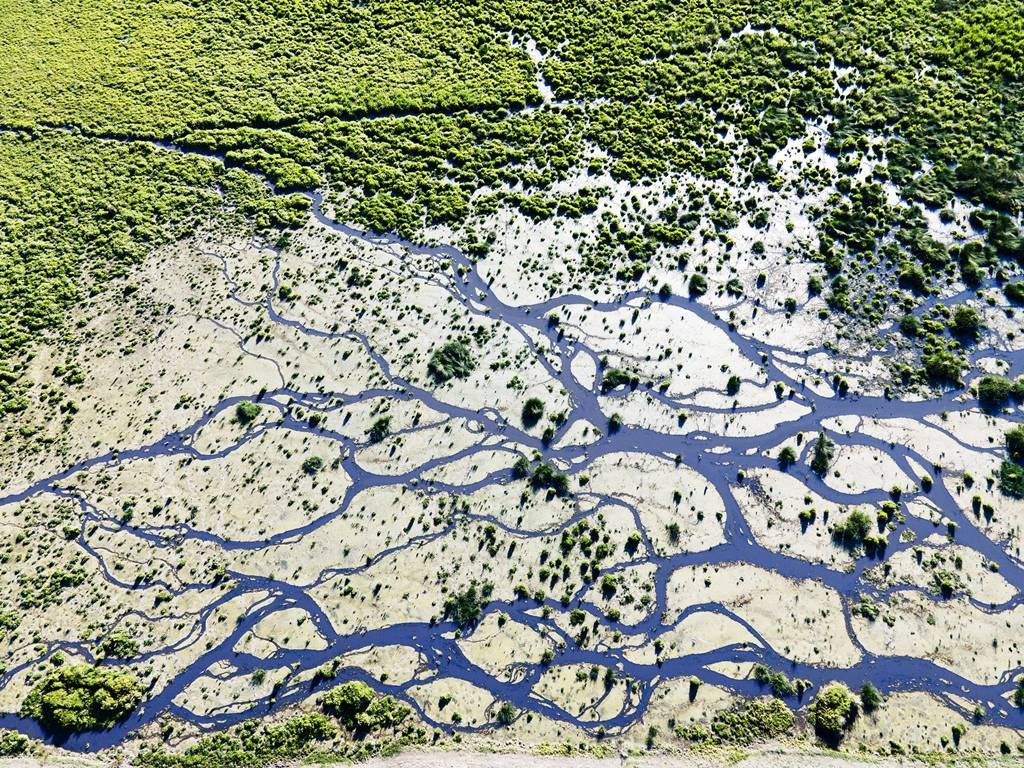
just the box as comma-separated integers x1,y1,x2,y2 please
0,748,1008,768
331,747,999,768
0,762,102,768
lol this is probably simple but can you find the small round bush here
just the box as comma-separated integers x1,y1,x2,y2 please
522,397,545,427
809,683,856,743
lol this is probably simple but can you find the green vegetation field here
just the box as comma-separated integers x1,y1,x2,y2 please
2,0,1022,417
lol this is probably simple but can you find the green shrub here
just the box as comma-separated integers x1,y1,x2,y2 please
778,446,797,469
753,664,795,697
495,701,516,725
922,344,965,385
356,696,409,731
851,594,880,621
322,681,374,727
368,416,391,443
522,397,545,427
20,664,143,733
808,683,856,743
810,432,834,475
0,730,28,756
531,463,570,496
832,509,872,545
1007,425,1024,463
428,341,475,383
444,583,492,627
949,305,981,338
235,401,261,425
688,274,708,297
666,521,681,542
601,368,633,391
860,683,882,713
978,375,1014,410
1013,679,1024,708
99,631,140,659
1004,283,1024,304
999,460,1024,497
137,713,335,768
0,609,20,639
677,697,793,745
511,456,531,478
899,315,919,337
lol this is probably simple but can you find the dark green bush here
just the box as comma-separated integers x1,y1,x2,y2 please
810,432,834,475
1013,679,1024,708
368,416,391,443
899,315,919,337
235,401,261,424
1004,283,1024,304
949,305,981,338
808,683,857,744
428,342,475,383
522,397,545,427
1000,460,1024,497
601,368,633,392
1007,425,1024,463
860,683,882,713
531,463,570,495
511,456,530,478
99,631,140,659
495,701,516,725
321,681,374,727
753,664,794,697
851,594,880,621
977,375,1024,410
832,509,872,545
444,583,492,627
922,344,965,385
778,446,797,469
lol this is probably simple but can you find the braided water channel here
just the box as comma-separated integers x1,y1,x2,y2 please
0,188,1022,751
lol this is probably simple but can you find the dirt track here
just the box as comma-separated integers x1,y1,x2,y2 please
351,749,922,768
2,746,1007,768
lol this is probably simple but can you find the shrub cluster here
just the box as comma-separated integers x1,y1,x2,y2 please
20,664,143,733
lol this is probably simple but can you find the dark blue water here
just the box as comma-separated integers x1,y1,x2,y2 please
1,189,1022,750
